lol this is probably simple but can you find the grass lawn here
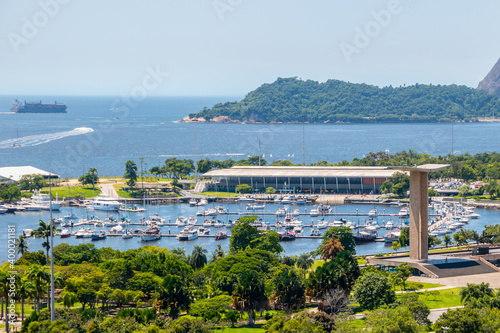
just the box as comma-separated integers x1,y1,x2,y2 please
216,325,265,333
310,259,325,271
113,183,132,198
414,287,463,309
39,185,101,199
199,192,240,198
395,282,444,291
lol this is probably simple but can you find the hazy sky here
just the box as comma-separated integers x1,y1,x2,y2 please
1,0,499,96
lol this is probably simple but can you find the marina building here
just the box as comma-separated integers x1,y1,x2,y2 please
0,166,59,182
202,166,406,194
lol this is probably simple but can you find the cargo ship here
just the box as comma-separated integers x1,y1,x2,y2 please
11,99,67,113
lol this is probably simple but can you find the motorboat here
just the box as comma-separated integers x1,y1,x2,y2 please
293,226,302,234
91,231,107,241
189,198,198,206
310,226,321,236
110,225,124,233
177,227,198,241
317,220,329,229
398,207,409,217
197,199,208,206
275,207,287,217
75,228,93,238
119,205,146,212
309,208,319,217
149,215,165,224
384,220,394,230
281,196,292,204
188,216,198,225
60,229,71,238
122,230,134,239
30,190,61,210
318,205,331,215
237,197,255,203
383,230,401,243
176,216,188,226
0,207,6,214
296,196,307,205
23,229,33,237
215,230,228,240
90,194,120,211
215,206,227,214
368,209,378,217
141,227,161,242
197,226,210,235
246,203,266,210
353,231,376,243
279,231,296,241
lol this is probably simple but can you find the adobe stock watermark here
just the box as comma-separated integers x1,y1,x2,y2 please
339,0,403,64
58,65,168,175
7,0,72,53
213,0,243,21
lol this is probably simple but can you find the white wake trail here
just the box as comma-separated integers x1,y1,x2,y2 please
0,127,94,148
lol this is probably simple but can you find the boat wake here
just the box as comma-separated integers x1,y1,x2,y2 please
0,127,94,148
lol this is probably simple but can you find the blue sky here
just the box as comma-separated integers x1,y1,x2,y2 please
1,0,499,96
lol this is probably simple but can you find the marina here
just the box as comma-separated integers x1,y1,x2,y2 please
2,197,496,258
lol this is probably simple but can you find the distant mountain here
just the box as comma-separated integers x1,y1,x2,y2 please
478,58,500,98
185,78,500,124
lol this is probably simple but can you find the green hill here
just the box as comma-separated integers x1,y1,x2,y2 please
186,77,500,123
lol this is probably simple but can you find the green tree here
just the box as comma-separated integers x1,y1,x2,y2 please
321,237,344,260
229,216,260,253
16,235,29,256
224,310,241,328
353,271,395,310
443,234,452,248
61,291,77,309
158,274,191,318
365,306,425,333
434,307,483,333
320,226,356,255
379,179,394,194
395,263,413,290
398,227,410,247
33,220,59,266
190,295,232,322
236,184,253,193
124,160,138,187
460,282,494,305
296,253,314,270
17,277,34,322
19,174,45,191
79,167,99,191
170,317,210,333
26,264,50,312
266,187,276,194
189,245,208,269
232,269,268,325
272,266,305,314
0,184,21,202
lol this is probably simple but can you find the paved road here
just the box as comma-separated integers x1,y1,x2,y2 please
99,183,120,199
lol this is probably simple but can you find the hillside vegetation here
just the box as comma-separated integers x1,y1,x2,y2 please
188,77,500,123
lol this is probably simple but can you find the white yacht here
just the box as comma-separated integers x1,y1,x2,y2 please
317,220,329,229
310,226,321,236
90,194,120,211
177,227,199,241
30,190,61,210
368,208,378,217
176,216,188,226
309,208,319,217
197,226,210,235
188,216,198,225
398,207,409,217
197,199,208,206
189,198,198,206
141,227,161,242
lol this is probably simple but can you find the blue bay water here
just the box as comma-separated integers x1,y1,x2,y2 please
0,95,499,259
0,95,499,178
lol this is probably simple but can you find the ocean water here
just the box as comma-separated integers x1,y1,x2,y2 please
0,95,499,178
0,95,500,259
1,201,498,259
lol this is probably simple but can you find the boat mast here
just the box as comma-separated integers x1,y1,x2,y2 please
194,125,198,184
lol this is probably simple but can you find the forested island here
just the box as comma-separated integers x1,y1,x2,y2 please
185,77,500,124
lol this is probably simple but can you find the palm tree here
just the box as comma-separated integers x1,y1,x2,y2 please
209,244,225,263
33,220,52,264
17,278,34,322
443,234,452,248
26,264,50,312
189,245,208,269
61,291,78,309
16,235,29,257
296,253,314,270
0,269,18,333
321,237,344,261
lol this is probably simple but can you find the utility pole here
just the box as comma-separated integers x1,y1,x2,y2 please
302,116,305,165
50,174,55,322
258,136,261,166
